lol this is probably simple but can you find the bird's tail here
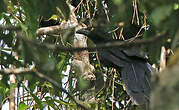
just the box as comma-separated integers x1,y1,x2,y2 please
121,61,153,105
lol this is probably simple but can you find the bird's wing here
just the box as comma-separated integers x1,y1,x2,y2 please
121,61,152,105
123,47,148,60
98,49,131,68
98,49,153,105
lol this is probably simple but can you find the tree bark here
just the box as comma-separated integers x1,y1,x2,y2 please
9,74,16,110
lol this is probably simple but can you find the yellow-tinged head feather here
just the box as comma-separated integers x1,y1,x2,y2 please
49,14,58,21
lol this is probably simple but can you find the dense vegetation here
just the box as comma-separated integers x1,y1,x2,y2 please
0,0,179,110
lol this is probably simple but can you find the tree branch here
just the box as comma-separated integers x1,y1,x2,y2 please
0,25,21,31
22,31,167,52
0,68,91,110
58,31,167,52
36,20,78,36
33,69,91,110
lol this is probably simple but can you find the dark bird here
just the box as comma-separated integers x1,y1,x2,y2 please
39,15,60,27
76,27,153,105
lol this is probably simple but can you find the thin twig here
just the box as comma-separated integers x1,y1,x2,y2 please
132,1,136,24
132,0,139,25
112,69,116,110
159,46,167,72
0,68,91,110
74,0,84,12
0,97,9,109
86,0,92,25
135,0,140,25
33,69,91,110
92,0,98,20
123,98,131,110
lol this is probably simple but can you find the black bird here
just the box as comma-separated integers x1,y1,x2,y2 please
76,27,153,105
39,15,60,27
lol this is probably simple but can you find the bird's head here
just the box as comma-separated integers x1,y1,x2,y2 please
76,27,113,44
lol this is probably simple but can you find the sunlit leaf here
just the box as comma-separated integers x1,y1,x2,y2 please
55,99,71,106
10,83,17,89
19,102,29,110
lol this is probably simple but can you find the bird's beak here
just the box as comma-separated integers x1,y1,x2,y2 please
76,28,90,36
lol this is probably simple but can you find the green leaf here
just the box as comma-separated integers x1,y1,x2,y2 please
0,33,14,47
31,93,44,109
57,52,68,73
19,102,29,110
19,0,70,37
44,96,56,109
19,23,28,35
174,3,179,10
0,80,9,103
55,99,72,106
0,50,23,68
151,5,172,26
10,83,17,89
56,1,70,20
0,0,7,13
21,38,55,71
21,0,70,20
113,0,123,5
21,39,34,64
29,81,40,92
78,77,90,90
40,56,56,72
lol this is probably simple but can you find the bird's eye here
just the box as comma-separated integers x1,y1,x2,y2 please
91,28,94,31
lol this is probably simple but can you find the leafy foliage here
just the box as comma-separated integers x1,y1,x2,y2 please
0,0,179,110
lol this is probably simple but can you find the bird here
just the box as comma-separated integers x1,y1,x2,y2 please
76,26,154,105
39,15,60,27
